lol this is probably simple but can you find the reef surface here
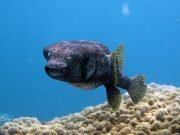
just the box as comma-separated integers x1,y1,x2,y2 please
0,114,13,127
0,83,180,135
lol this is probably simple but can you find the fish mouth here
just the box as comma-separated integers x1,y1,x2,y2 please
45,66,64,79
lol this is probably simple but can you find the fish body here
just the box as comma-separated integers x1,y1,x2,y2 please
44,40,111,89
43,40,147,111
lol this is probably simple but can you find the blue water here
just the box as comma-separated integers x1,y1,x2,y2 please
0,0,179,121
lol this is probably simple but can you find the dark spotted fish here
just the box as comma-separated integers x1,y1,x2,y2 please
43,40,147,111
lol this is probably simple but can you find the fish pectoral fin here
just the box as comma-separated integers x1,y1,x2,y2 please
104,85,121,111
111,44,124,86
114,44,124,71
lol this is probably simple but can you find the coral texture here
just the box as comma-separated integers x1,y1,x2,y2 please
0,83,180,135
0,114,13,127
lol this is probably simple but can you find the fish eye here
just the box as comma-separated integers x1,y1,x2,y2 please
48,52,51,57
43,48,51,59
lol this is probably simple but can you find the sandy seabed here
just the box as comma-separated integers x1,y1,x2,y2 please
0,83,180,135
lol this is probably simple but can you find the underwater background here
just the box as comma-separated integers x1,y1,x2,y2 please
0,0,179,122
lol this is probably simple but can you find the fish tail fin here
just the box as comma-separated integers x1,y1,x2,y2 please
127,75,147,104
112,45,124,86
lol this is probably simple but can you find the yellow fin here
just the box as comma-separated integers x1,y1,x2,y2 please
112,52,118,86
115,45,124,71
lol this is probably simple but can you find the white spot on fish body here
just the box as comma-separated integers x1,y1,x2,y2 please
67,56,72,59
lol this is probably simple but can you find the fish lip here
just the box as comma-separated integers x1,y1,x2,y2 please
45,66,60,78
44,65,68,79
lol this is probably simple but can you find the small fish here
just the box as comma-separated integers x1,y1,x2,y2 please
43,40,147,111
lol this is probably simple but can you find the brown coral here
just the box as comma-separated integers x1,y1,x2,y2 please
0,83,179,135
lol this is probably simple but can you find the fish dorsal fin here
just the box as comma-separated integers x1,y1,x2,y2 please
115,45,124,71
